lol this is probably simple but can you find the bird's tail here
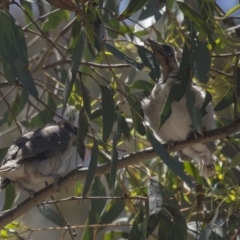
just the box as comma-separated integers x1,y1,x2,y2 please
179,142,217,178
196,154,217,178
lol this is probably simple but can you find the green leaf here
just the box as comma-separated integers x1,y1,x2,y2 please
216,5,240,20
8,89,29,125
118,0,148,19
119,113,131,139
183,162,203,184
128,206,145,239
229,152,240,169
130,80,154,91
42,9,69,32
186,86,203,134
38,205,65,226
100,85,115,142
199,210,218,240
137,45,161,81
99,198,125,225
148,132,194,188
82,139,98,197
201,91,212,116
77,108,88,160
214,88,233,111
110,113,120,192
166,0,175,10
177,2,212,35
158,206,187,240
104,43,144,70
190,40,210,84
63,27,85,109
124,86,145,136
0,11,38,97
135,0,162,31
3,184,15,211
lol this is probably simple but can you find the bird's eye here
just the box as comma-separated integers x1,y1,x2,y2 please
162,45,174,57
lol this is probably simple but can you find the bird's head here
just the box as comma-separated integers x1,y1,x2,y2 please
146,38,179,82
58,120,77,136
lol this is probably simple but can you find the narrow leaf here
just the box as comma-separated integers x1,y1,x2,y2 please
0,11,38,97
124,86,145,135
186,87,203,134
137,45,161,81
199,210,218,240
148,132,194,188
100,85,115,142
190,40,210,84
214,88,233,111
38,205,65,226
82,140,98,197
3,184,15,211
118,0,148,19
128,206,145,240
104,43,144,70
63,27,85,109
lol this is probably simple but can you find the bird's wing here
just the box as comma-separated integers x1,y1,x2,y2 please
2,125,72,164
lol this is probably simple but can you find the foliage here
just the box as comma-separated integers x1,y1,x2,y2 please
0,0,240,239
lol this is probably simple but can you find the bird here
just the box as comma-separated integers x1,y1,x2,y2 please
0,120,78,198
142,38,217,178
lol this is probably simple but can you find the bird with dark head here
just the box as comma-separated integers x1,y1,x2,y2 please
0,120,79,198
142,38,217,178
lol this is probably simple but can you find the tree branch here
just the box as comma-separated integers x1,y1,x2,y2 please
0,118,240,228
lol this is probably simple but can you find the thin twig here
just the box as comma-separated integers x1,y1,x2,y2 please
233,55,239,120
39,196,148,205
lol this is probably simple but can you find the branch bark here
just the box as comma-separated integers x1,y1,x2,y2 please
0,118,240,228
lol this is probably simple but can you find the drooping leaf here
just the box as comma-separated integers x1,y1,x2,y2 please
190,39,210,84
177,2,212,35
158,205,187,240
77,108,89,160
100,85,115,142
104,43,144,70
229,152,240,169
148,132,194,188
99,197,125,225
130,80,154,92
214,88,233,111
137,45,161,81
186,86,203,134
110,113,121,193
82,139,99,197
124,86,145,136
42,9,69,32
118,0,148,20
38,205,65,227
63,27,85,109
8,89,29,125
118,112,131,139
201,91,212,116
135,0,162,32
199,210,218,240
3,184,15,211
128,206,145,240
0,11,38,97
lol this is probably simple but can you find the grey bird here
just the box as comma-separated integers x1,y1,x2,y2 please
0,120,78,197
142,38,217,178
